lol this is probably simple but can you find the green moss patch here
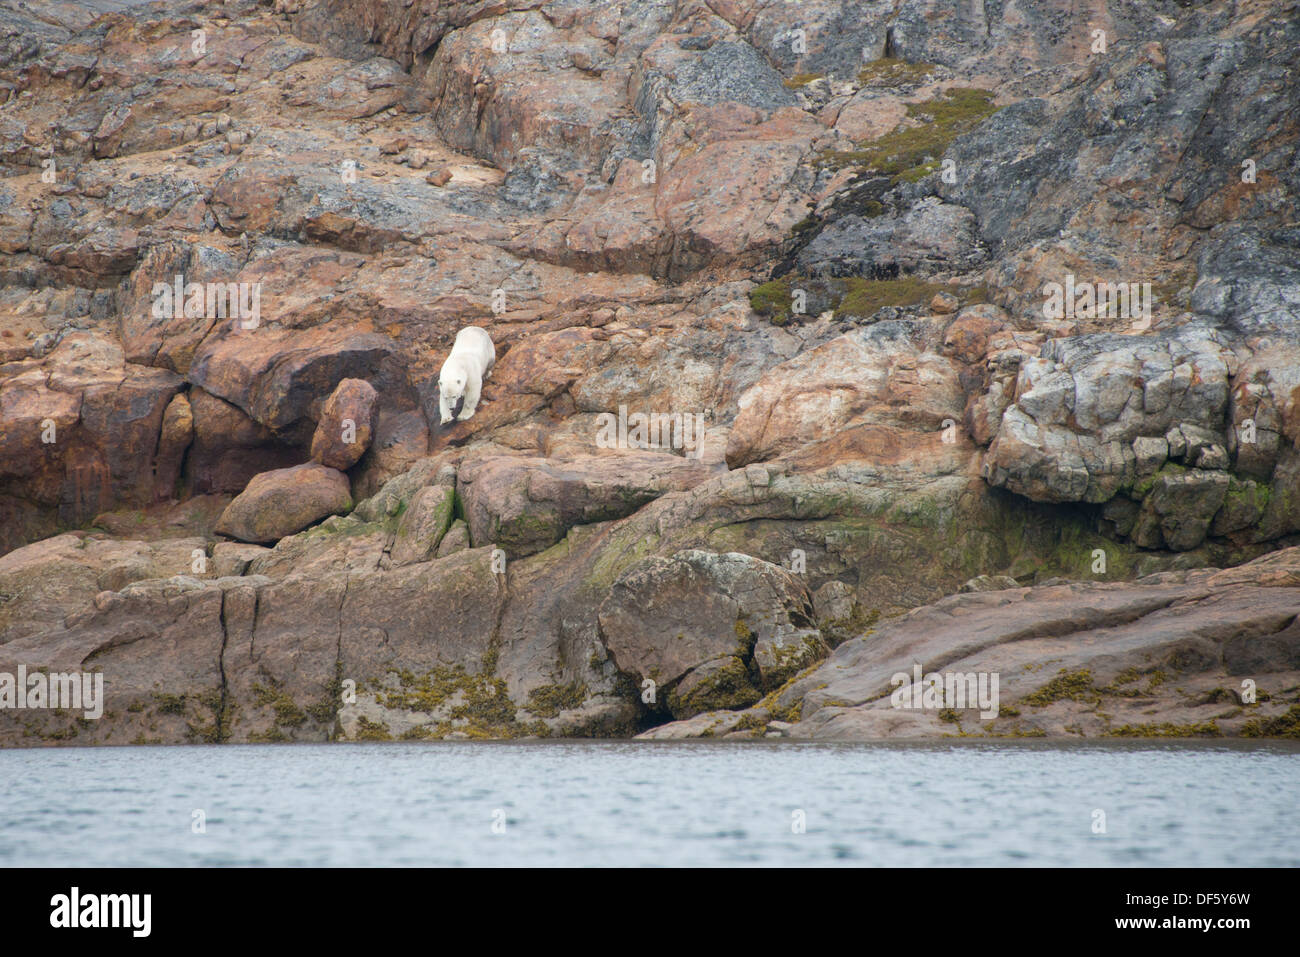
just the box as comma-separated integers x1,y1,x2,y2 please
1098,667,1166,698
836,276,946,318
819,87,998,182
369,648,553,740
354,716,393,741
754,667,817,723
187,688,231,744
151,692,187,715
379,664,515,728
751,274,977,326
667,658,762,718
733,712,769,735
253,681,307,728
748,277,794,325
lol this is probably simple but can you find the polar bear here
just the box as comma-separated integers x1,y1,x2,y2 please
438,326,496,424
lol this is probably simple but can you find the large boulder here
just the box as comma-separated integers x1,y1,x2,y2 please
189,326,401,433
309,378,378,470
977,326,1300,550
982,332,1235,503
215,463,353,543
1130,467,1231,551
598,549,827,719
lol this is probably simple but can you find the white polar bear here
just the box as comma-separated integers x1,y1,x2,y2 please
438,326,496,424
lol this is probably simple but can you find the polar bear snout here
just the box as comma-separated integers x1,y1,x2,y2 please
447,393,465,421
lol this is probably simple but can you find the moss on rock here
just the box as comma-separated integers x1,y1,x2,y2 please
1023,669,1100,707
525,681,588,718
819,87,998,182
1241,704,1300,739
1105,721,1222,738
667,657,762,719
748,278,794,325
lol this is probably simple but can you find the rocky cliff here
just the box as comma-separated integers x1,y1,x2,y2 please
1,0,1297,745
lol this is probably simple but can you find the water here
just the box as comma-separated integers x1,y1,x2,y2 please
2,740,1296,866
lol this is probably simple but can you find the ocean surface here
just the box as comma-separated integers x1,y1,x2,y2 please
2,739,1297,867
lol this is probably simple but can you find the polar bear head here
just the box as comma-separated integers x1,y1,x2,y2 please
439,359,469,423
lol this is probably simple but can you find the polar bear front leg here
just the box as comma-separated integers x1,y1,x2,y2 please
439,390,454,425
458,376,482,420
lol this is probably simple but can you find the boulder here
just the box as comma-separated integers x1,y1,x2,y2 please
214,463,352,543
309,378,378,470
1131,468,1231,552
436,518,471,558
982,333,1234,506
189,326,400,433
598,550,826,719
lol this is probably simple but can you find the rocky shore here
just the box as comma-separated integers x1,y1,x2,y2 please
1,0,1297,745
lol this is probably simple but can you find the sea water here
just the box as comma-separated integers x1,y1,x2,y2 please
1,739,1296,867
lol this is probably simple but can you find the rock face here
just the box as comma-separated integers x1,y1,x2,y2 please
0,333,184,552
389,484,454,566
458,451,718,557
644,547,1300,741
726,321,966,469
214,463,353,543
979,331,1259,552
2,0,1300,745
